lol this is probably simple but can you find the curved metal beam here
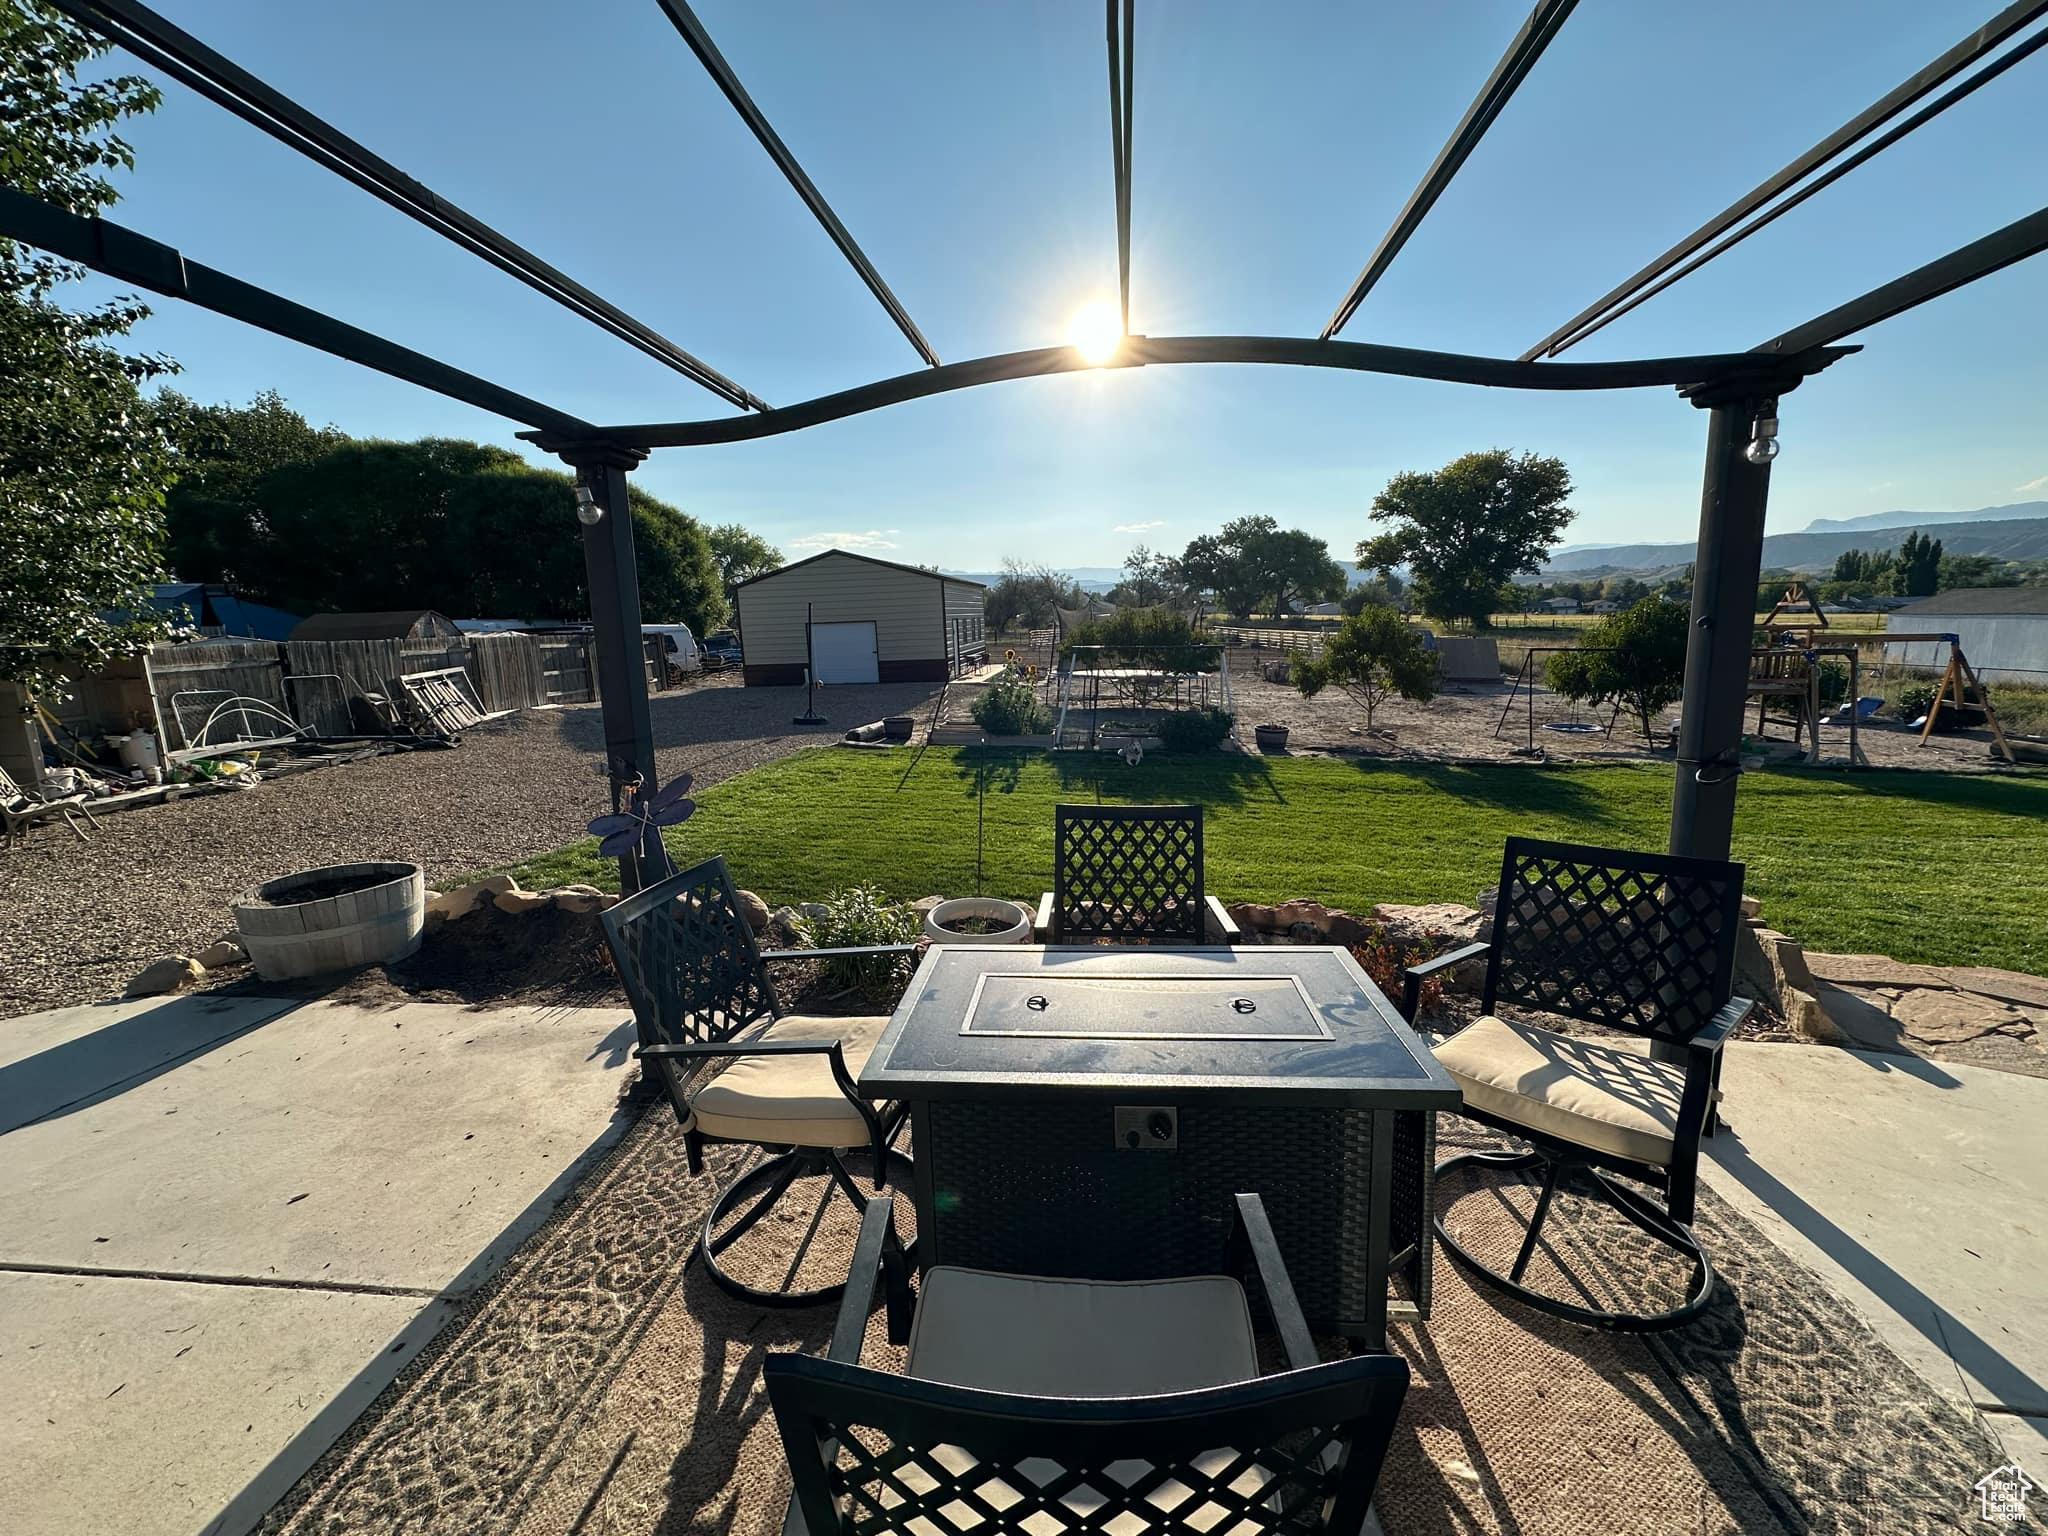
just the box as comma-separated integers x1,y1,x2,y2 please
526,334,1853,451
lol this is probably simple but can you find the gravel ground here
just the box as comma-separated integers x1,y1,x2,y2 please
0,676,942,1016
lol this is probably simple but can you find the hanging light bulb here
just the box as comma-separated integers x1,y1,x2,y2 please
1745,407,1780,465
573,481,604,526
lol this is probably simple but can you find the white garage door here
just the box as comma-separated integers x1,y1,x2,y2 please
810,621,880,684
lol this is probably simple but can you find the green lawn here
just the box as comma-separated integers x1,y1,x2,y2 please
504,748,2048,975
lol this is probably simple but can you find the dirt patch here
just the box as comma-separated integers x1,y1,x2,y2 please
318,902,624,1010
254,866,412,906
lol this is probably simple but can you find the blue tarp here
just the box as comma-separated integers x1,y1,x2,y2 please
144,584,302,642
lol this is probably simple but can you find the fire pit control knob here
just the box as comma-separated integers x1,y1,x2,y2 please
1230,997,1256,1014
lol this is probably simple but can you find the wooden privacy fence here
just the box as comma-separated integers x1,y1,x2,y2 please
284,636,470,737
147,640,288,750
467,633,548,712
536,635,595,704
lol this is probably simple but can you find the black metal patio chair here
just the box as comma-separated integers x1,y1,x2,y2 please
601,855,919,1308
1034,803,1241,945
1400,837,1750,1333
767,1192,1409,1536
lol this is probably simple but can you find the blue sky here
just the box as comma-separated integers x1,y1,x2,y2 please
91,0,2048,569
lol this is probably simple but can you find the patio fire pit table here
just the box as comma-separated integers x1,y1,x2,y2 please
861,944,1461,1344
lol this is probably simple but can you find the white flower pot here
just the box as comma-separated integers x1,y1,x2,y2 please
923,897,1034,946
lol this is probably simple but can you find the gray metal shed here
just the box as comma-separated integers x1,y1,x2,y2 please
1885,588,2048,683
734,550,985,686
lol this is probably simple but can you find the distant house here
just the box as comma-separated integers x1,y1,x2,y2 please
1884,587,2048,682
1585,600,1618,614
1304,601,1343,616
1540,597,1581,614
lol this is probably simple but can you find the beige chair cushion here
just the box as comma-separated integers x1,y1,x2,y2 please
907,1267,1259,1397
687,1013,890,1149
1433,1015,1685,1168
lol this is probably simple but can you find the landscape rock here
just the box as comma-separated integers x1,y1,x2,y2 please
492,888,552,915
1925,965,2048,1011
1735,926,1816,1013
193,938,247,970
1778,985,1846,1046
766,905,806,947
909,895,946,916
799,902,832,922
550,884,617,915
428,874,520,922
734,888,770,932
1739,894,1762,921
1273,899,1325,930
1228,902,1279,933
1887,989,2035,1045
1475,886,1498,922
1804,952,1955,990
127,955,204,997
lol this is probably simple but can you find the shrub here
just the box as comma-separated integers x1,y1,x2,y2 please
971,671,1051,735
1815,656,1850,705
1293,605,1437,731
1544,596,1688,743
1155,707,1234,751
794,886,921,1005
1895,684,1937,721
1348,923,1445,1019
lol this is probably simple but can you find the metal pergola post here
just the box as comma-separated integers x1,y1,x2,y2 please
1669,393,1775,862
561,446,661,890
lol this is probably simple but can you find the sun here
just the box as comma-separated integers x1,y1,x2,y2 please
1066,301,1123,366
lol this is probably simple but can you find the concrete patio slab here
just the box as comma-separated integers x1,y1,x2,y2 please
1703,1042,2048,1475
0,993,297,1135
0,1270,450,1536
0,998,638,1289
0,995,639,1536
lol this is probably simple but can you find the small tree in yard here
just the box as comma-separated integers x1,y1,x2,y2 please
1,2,177,698
1292,606,1438,733
1545,595,1689,744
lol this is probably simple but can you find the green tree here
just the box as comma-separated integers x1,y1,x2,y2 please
1545,595,1689,744
157,390,348,585
194,438,726,631
1892,531,1943,597
1936,552,2017,591
985,559,1086,632
1357,449,1575,631
0,1,176,696
706,523,782,608
1108,544,1189,608
1179,515,1344,619
1292,605,1438,732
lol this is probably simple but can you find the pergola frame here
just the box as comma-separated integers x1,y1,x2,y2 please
13,0,2046,887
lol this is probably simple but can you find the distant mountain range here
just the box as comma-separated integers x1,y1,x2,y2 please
1541,501,2048,578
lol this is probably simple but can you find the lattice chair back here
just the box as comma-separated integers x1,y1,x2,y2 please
767,1354,1408,1536
1053,803,1205,943
600,856,780,1106
1485,837,1744,1046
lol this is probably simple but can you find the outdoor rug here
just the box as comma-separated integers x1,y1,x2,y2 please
256,1101,2022,1536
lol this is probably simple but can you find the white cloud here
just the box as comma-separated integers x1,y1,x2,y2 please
1114,519,1167,533
2016,473,2048,494
787,530,899,551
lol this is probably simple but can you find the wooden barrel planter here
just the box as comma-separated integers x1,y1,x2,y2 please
234,861,427,981
1254,723,1291,752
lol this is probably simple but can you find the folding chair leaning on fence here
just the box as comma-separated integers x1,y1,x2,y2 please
766,1191,1409,1536
1034,802,1241,945
601,855,919,1307
1402,837,1750,1332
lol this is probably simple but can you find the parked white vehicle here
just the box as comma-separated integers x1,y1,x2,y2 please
645,624,703,677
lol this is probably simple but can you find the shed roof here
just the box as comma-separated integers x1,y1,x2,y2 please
734,548,985,592
1892,588,2048,618
290,610,459,641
